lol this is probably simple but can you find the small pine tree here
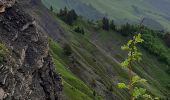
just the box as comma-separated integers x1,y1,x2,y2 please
110,20,116,31
63,44,72,56
57,7,78,25
58,9,64,16
63,7,68,16
74,26,85,35
50,6,53,12
102,17,110,31
70,9,78,20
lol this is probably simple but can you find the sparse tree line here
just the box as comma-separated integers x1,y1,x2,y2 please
50,6,170,74
50,6,78,25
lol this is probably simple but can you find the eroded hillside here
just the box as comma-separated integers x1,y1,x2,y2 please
0,1,62,99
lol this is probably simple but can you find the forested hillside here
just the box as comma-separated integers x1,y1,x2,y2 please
42,0,170,31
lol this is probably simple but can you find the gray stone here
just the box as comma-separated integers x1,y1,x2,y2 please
0,2,62,100
0,88,5,99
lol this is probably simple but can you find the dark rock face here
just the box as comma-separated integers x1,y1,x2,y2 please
0,3,62,100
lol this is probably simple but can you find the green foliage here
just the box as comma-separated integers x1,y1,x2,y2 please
0,43,8,64
143,94,160,100
121,34,144,68
102,17,110,31
163,33,170,47
132,87,146,99
93,90,96,97
74,26,85,35
57,7,78,25
110,20,116,31
115,22,170,73
118,83,128,89
49,39,94,100
63,44,72,56
46,10,170,98
50,6,53,12
132,76,147,85
141,29,170,73
118,23,137,36
118,34,158,100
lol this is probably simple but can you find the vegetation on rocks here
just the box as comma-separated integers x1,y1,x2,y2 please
0,43,8,64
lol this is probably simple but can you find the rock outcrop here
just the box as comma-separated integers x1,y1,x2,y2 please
0,0,15,13
0,1,62,100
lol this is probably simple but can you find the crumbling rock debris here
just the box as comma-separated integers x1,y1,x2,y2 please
0,0,15,13
0,3,62,100
0,88,5,99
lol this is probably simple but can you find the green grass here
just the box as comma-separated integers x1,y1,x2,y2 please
49,38,98,100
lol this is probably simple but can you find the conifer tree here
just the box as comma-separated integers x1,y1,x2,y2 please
50,6,53,12
110,20,116,31
102,17,109,31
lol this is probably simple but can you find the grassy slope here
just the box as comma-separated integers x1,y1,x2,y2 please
31,0,170,99
47,13,170,99
49,39,95,100
42,0,170,31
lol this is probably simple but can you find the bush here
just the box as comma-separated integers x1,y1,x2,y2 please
74,26,85,35
63,44,72,56
142,29,170,66
112,22,170,70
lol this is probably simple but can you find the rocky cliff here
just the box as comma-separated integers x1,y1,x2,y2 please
0,1,62,100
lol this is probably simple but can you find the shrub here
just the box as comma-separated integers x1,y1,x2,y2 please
63,44,72,56
74,26,85,35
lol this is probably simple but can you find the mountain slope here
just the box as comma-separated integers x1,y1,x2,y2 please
46,15,170,99
12,0,170,99
35,5,170,98
42,0,170,31
0,1,62,99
